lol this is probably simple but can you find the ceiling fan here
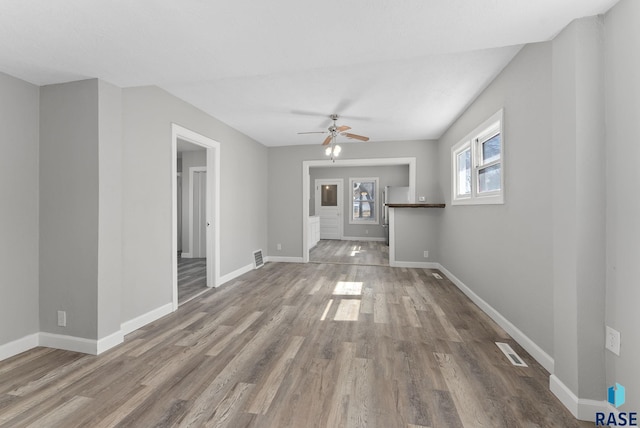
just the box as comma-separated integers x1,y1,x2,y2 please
298,114,370,145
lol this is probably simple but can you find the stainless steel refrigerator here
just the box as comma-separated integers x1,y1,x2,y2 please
382,186,413,245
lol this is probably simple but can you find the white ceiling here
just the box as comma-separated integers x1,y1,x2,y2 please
0,0,619,147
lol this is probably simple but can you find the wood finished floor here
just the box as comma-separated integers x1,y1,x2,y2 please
178,257,207,305
310,239,389,266
0,262,590,427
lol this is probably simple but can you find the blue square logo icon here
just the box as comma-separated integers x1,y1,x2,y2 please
608,383,626,408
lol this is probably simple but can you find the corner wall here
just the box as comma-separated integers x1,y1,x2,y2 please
0,72,40,355
551,16,605,405
97,80,124,342
40,79,100,340
604,0,640,412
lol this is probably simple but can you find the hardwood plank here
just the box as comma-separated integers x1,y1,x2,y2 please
310,239,389,266
205,382,255,428
373,293,389,324
434,352,494,427
325,342,357,428
347,357,373,427
179,306,295,426
178,257,208,305
23,395,92,428
402,295,422,327
246,335,305,414
206,311,263,357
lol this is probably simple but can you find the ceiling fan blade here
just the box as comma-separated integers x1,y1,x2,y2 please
297,131,327,135
336,125,351,132
322,135,333,146
343,132,370,142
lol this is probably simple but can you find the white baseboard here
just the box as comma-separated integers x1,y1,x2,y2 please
391,261,440,269
264,256,304,263
437,264,555,374
2,303,174,360
181,252,193,258
96,330,124,354
39,332,100,355
341,236,386,242
0,333,39,362
549,374,610,421
121,302,173,336
218,263,254,286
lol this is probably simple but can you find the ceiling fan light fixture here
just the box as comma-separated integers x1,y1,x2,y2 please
333,144,341,155
325,146,332,156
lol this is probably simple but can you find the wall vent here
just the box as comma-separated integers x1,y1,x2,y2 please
496,342,528,367
432,272,443,280
253,249,264,269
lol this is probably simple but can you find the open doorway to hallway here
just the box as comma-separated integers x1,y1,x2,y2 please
171,124,221,310
177,140,208,304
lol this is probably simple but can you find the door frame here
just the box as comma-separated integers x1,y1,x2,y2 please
172,124,221,311
302,157,416,263
314,178,344,240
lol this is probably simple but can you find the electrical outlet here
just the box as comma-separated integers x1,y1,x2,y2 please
423,251,429,258
418,196,426,202
276,243,282,251
606,326,620,356
57,310,67,327
365,229,369,234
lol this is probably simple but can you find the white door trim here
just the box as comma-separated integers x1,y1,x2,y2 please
314,178,344,240
302,157,416,263
172,124,221,312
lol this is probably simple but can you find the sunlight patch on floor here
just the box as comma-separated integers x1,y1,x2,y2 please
333,299,361,321
333,281,363,295
350,245,363,256
320,299,333,321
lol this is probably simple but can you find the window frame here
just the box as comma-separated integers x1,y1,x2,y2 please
349,177,379,225
451,109,504,205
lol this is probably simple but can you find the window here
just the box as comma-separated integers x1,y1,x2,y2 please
321,184,338,206
451,109,504,205
350,177,378,224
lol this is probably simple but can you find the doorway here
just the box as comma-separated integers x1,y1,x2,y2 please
171,124,221,311
302,158,417,264
314,178,343,240
177,151,207,304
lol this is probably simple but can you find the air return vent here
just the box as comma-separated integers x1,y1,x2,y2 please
496,342,528,367
253,249,264,269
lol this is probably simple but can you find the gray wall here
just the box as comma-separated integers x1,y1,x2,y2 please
121,86,268,323
310,165,409,239
268,140,439,257
551,16,605,401
437,42,555,356
180,149,206,253
97,80,123,340
393,208,442,263
604,0,640,411
0,72,40,346
40,79,99,339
